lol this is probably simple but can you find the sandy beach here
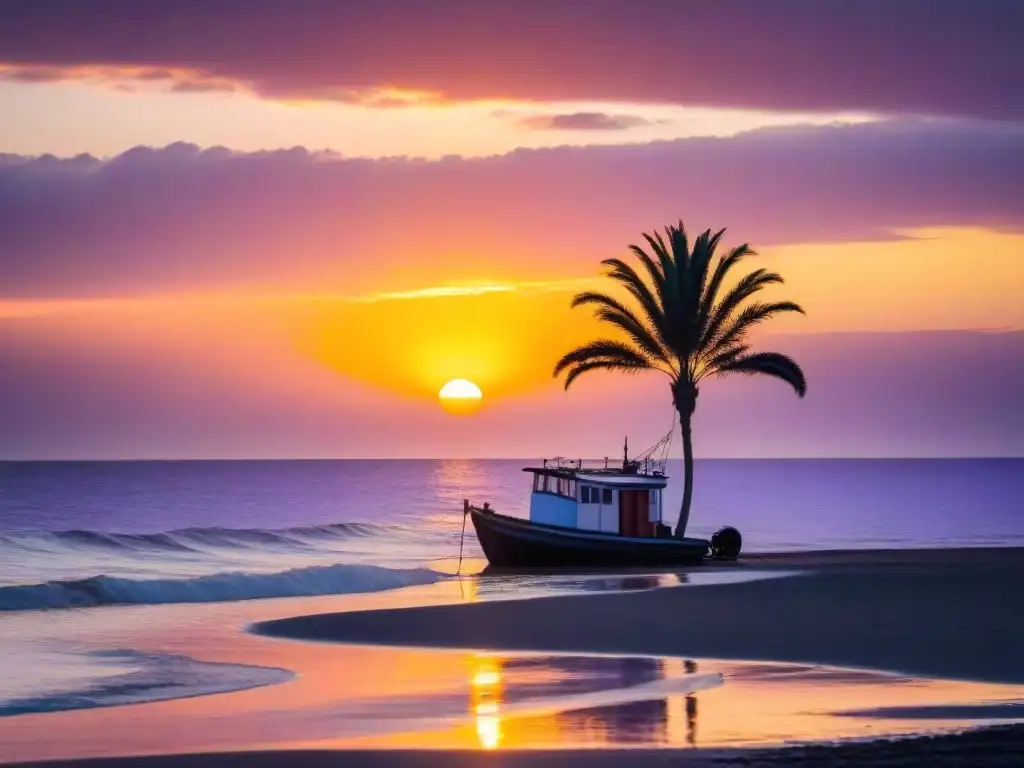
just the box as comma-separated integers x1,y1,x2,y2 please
260,548,1024,684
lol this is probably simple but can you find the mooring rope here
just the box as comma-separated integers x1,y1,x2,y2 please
456,501,469,576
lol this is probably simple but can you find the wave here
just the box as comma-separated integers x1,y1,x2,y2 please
0,520,418,556
0,562,445,611
0,650,294,717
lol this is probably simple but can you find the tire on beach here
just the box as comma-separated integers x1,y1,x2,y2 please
711,526,742,560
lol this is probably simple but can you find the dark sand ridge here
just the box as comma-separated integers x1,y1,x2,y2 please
257,548,1024,684
12,725,1024,767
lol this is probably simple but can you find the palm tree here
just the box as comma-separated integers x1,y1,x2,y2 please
554,222,807,538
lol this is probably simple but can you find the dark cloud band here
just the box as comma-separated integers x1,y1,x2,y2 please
0,0,1021,119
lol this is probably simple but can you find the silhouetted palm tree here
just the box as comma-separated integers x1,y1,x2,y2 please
554,222,807,538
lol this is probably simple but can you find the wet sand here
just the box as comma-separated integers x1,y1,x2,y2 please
260,547,1024,684
14,726,1024,767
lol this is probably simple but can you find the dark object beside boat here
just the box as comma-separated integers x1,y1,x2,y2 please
468,503,710,567
710,526,743,560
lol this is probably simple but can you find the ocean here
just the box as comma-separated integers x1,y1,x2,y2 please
1,458,1021,611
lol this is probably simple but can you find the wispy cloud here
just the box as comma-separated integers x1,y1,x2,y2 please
0,278,598,319
350,278,596,303
0,64,241,95
514,112,662,131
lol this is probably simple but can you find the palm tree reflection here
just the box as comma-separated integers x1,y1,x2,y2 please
684,660,699,747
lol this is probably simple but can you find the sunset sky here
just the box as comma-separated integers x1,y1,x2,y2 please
0,0,1021,459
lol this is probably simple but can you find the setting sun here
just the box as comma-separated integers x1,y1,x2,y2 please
438,378,483,415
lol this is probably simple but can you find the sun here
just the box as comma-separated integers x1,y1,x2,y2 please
439,378,483,415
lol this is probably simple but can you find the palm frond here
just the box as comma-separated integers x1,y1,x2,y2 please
572,291,669,366
715,352,807,397
699,244,754,326
699,268,784,352
553,339,656,378
594,308,671,366
560,358,653,390
681,228,723,354
658,225,692,352
602,255,668,344
687,228,724,316
623,243,680,354
696,343,749,381
626,245,665,282
701,300,805,359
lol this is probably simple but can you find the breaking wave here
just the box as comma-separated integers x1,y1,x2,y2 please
0,562,445,611
0,521,411,556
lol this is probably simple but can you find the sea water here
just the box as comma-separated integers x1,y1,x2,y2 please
1,458,1021,610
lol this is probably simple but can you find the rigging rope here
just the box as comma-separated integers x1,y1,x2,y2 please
631,412,677,472
456,501,468,576
634,421,675,459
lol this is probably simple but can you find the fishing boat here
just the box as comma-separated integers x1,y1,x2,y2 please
466,438,720,567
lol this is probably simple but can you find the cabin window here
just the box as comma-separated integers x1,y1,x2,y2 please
650,489,660,505
602,488,613,505
539,474,574,497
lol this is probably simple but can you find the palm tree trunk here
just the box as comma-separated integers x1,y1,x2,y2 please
675,411,694,538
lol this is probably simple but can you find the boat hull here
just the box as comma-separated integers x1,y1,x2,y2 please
469,506,708,567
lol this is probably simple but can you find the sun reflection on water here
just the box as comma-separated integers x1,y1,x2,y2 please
471,655,504,749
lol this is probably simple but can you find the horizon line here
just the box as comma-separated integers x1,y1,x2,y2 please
1,455,1020,463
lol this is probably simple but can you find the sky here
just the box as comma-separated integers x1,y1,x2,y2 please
0,0,1022,459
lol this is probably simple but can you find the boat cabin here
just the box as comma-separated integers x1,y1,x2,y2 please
524,458,669,538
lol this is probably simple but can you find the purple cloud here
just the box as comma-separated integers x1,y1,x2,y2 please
169,79,236,94
0,0,1021,119
516,112,659,131
0,120,1021,298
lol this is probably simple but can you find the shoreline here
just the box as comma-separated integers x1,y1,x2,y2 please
259,547,1024,684
11,725,1024,767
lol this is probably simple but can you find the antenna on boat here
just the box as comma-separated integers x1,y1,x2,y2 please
623,436,629,465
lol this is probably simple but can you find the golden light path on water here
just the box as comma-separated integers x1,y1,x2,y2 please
1,575,1023,761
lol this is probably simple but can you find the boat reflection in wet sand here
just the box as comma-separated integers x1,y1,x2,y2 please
467,446,712,567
